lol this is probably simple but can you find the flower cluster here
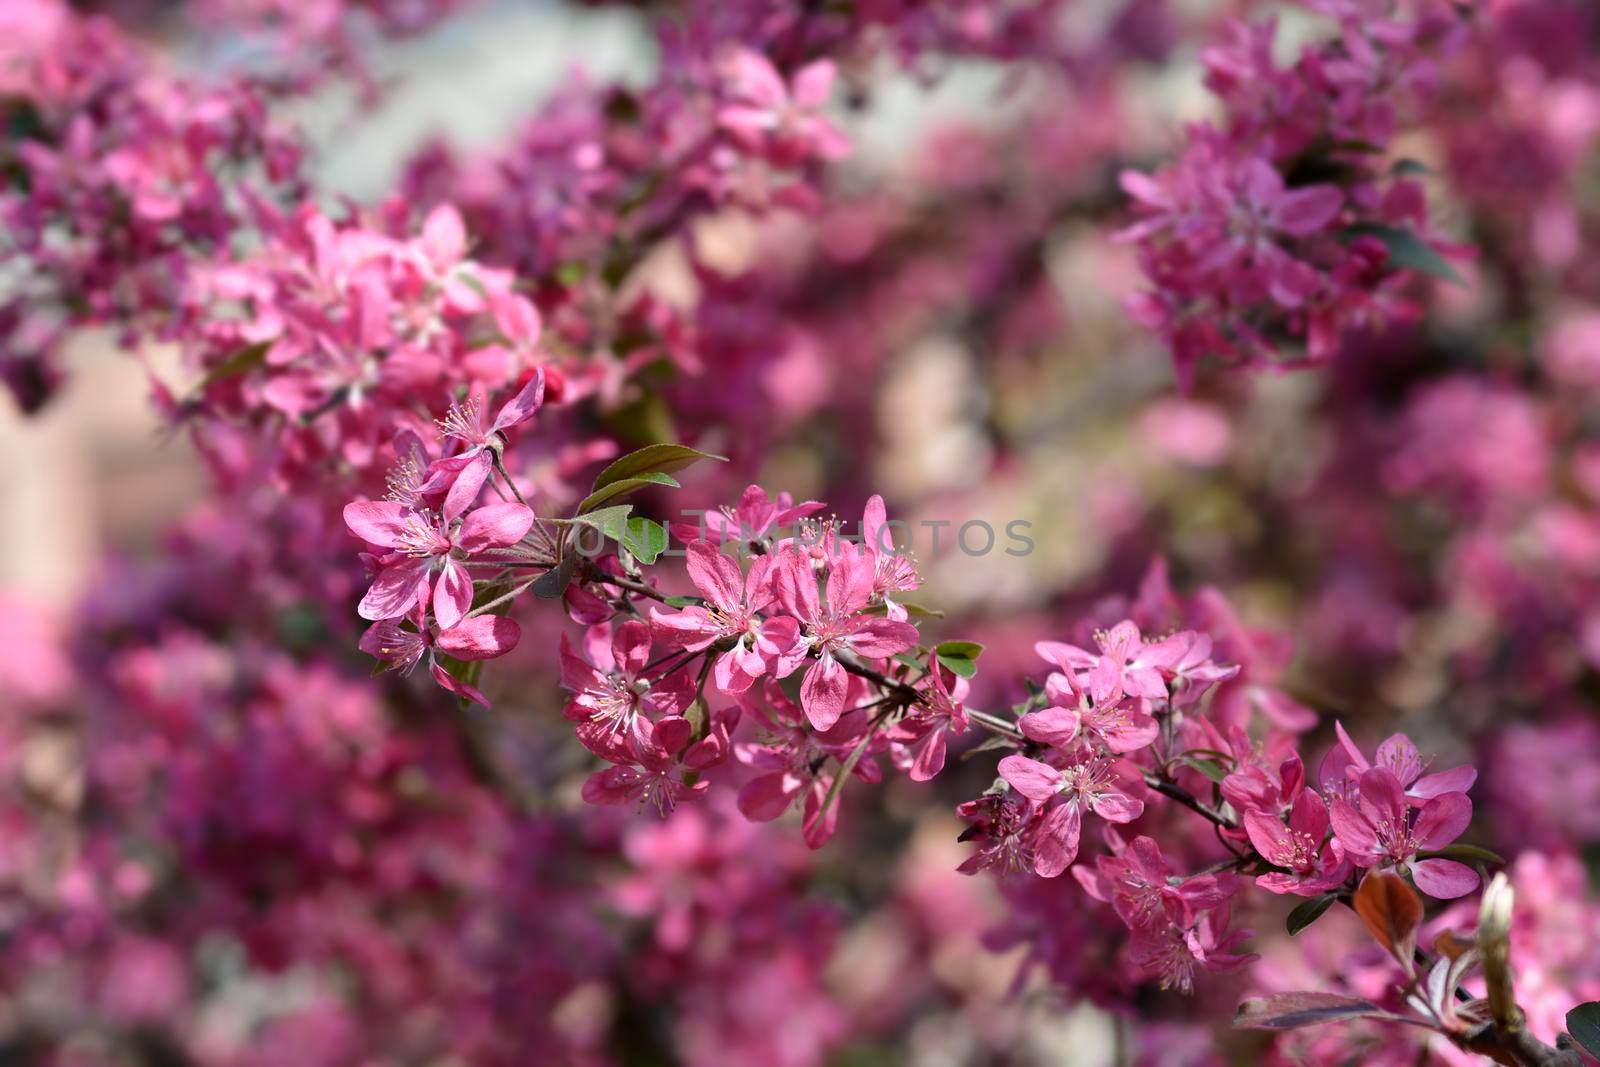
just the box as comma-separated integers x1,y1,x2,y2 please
344,373,551,703
0,0,304,411
12,0,1600,1064
180,203,546,496
1121,0,1470,378
411,466,1491,1000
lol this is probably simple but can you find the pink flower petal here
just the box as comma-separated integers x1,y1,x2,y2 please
343,500,413,548
685,540,745,614
1409,858,1479,899
998,755,1062,802
1019,706,1080,747
433,559,473,631
358,559,430,621
456,501,534,553
489,364,544,433
1033,802,1082,877
1413,792,1472,850
435,615,521,660
800,655,849,731
738,772,801,821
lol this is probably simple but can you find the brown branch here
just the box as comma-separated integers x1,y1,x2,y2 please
1463,1026,1583,1067
577,557,672,604
1140,772,1234,828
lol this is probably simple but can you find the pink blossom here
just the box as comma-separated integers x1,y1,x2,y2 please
1328,767,1478,898
358,608,520,707
894,658,969,782
1075,834,1238,936
998,751,1145,877
1242,788,1350,896
344,497,533,629
774,546,919,730
718,49,850,168
427,369,546,519
649,541,800,695
733,679,870,849
1036,619,1176,708
1319,721,1478,805
581,716,712,815
955,793,1035,876
860,493,922,621
670,483,824,548
559,620,695,761
1128,902,1257,994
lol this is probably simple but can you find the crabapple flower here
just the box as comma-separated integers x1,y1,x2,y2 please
1242,788,1351,896
998,751,1145,877
559,620,694,762
860,494,921,621
428,368,546,519
1320,722,1478,805
1156,630,1241,708
894,658,969,782
1075,834,1237,936
1019,682,1159,756
718,49,850,168
1121,157,1342,301
955,793,1035,876
344,498,534,629
1129,901,1257,995
648,541,800,695
358,607,520,707
1328,768,1479,898
1121,2,1470,375
733,679,875,848
775,546,919,730
669,483,823,549
1221,751,1306,820
581,716,711,815
1037,620,1175,708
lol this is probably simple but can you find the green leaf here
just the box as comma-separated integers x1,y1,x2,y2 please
683,700,708,741
200,340,272,387
935,641,984,678
577,472,679,515
1566,1002,1600,1058
1348,223,1465,285
662,595,702,608
622,517,669,565
940,658,978,678
939,657,978,678
1286,893,1339,936
1185,758,1229,784
592,443,727,492
863,600,945,618
1418,844,1505,866
569,505,634,543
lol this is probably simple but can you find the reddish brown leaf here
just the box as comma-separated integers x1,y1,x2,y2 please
1354,870,1423,965
1432,930,1475,961
1234,992,1387,1031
